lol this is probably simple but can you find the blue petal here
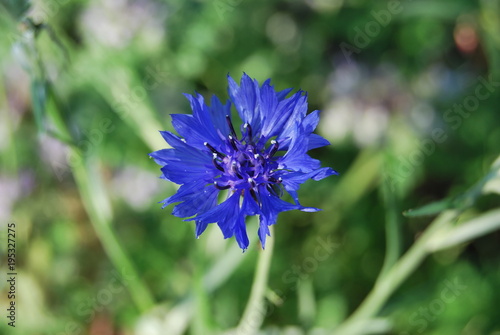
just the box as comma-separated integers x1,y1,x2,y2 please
302,110,320,133
173,184,218,218
159,131,212,165
170,114,211,150
277,123,322,172
258,221,270,249
242,191,260,216
153,133,216,183
257,81,279,138
159,130,185,148
182,93,227,146
151,149,215,184
227,73,262,132
273,167,337,206
275,93,308,142
195,220,209,238
160,181,208,209
276,87,293,100
234,214,249,250
161,164,212,185
149,149,175,165
278,153,321,173
190,192,241,239
279,167,338,192
237,195,260,250
262,91,307,139
257,186,318,247
307,133,330,150
282,189,298,204
182,92,204,124
208,95,231,136
278,147,321,174
300,110,331,150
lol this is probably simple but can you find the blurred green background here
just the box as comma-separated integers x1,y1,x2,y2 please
1,0,500,334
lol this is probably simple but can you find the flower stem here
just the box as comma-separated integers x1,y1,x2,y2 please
334,210,458,334
46,90,155,313
235,225,275,335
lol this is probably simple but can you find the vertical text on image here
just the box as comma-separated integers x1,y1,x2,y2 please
6,222,17,328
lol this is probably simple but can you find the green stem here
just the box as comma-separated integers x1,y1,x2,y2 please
46,90,155,313
235,225,275,335
0,78,18,174
72,163,155,312
334,210,458,335
378,172,402,279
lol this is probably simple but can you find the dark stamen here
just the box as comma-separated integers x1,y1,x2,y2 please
228,135,238,151
232,162,243,179
268,182,283,197
244,123,253,142
254,153,264,164
214,181,231,190
249,189,259,203
212,154,224,172
268,176,282,183
266,184,278,196
269,140,279,157
204,142,224,157
247,177,256,188
226,115,237,138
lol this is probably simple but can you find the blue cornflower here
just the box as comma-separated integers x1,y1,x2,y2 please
150,74,337,250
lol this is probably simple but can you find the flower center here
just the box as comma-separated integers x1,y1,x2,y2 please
204,116,283,203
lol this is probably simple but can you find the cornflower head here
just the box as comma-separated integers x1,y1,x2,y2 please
150,74,337,250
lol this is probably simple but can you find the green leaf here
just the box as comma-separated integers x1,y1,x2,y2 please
427,209,500,252
453,155,500,207
481,156,500,196
404,155,500,217
480,0,500,78
378,155,402,278
30,79,47,132
403,198,452,217
1,0,31,20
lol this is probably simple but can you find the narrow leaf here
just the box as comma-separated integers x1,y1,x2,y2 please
427,209,500,252
30,78,47,132
403,198,452,217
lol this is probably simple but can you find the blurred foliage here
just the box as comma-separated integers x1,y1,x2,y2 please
0,0,500,334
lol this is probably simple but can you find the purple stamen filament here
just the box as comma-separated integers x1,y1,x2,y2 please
207,119,283,204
